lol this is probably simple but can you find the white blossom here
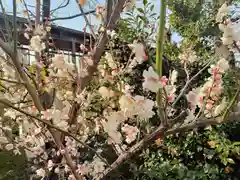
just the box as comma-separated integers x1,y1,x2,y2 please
102,117,122,144
91,157,105,177
107,30,117,38
0,136,8,144
98,86,115,98
5,143,14,150
121,124,139,144
216,58,230,73
143,67,162,92
77,163,90,175
184,109,195,124
30,35,46,53
170,70,178,85
216,3,228,22
105,52,117,69
134,95,155,119
36,168,46,177
214,97,227,116
47,160,54,171
133,43,147,63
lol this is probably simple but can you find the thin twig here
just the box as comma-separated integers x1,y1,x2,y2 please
50,0,70,14
50,10,96,21
78,0,127,91
0,0,12,42
172,60,212,107
0,78,25,85
35,0,41,88
23,0,34,28
184,62,189,81
75,0,96,39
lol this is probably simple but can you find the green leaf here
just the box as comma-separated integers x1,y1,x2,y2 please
150,13,157,17
137,15,147,23
143,0,148,5
137,8,144,14
150,4,154,11
227,158,235,164
233,142,240,146
222,158,228,166
138,20,143,28
125,12,132,16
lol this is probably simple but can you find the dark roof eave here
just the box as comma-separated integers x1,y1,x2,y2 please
0,12,90,37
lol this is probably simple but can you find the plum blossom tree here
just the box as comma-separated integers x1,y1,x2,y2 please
0,0,240,180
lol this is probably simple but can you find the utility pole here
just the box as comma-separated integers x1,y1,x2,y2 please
42,0,51,69
42,0,50,23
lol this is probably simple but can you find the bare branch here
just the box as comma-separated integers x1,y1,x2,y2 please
0,38,43,109
79,0,127,91
13,0,17,57
0,0,12,42
50,0,70,14
172,60,212,107
75,0,96,39
50,10,96,21
0,78,25,85
22,0,34,28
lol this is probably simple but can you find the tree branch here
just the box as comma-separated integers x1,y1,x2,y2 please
75,0,96,39
0,0,12,42
172,60,212,107
0,98,109,168
50,0,70,14
12,0,17,57
99,110,240,179
50,10,96,21
0,38,43,110
0,78,25,85
23,0,34,28
78,0,127,91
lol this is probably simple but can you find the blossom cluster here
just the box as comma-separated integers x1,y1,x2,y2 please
187,58,229,120
97,35,180,146
217,2,240,49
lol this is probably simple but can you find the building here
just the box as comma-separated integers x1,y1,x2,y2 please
0,12,91,68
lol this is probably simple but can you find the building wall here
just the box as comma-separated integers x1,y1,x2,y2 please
18,44,83,71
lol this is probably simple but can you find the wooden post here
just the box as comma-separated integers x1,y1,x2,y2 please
42,0,51,69
35,0,41,25
72,40,76,64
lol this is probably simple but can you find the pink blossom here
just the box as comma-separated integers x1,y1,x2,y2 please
143,55,148,61
31,106,37,111
160,76,168,86
199,96,204,105
122,124,139,144
167,95,175,102
41,110,51,120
